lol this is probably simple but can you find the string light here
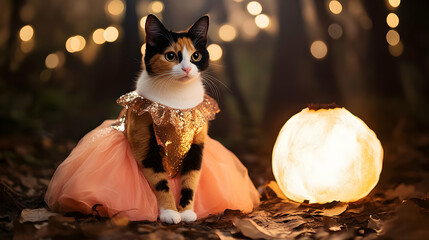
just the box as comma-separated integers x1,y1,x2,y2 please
104,26,119,42
93,29,106,44
219,24,237,42
328,23,343,39
247,1,262,16
386,30,400,46
149,1,164,13
140,16,148,29
65,35,86,53
207,44,223,61
107,0,125,16
20,40,34,53
242,18,259,38
310,41,328,59
45,53,60,69
386,13,399,28
141,43,146,55
388,41,403,57
388,0,400,8
255,14,270,29
329,0,343,15
19,25,34,42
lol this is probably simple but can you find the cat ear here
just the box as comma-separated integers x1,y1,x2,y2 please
188,15,209,47
145,14,168,46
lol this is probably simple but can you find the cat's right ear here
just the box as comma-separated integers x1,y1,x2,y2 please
145,14,168,46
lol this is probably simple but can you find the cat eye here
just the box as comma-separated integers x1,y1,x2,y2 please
164,52,176,62
191,52,202,62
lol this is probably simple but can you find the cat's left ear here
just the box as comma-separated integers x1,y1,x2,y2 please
188,15,209,47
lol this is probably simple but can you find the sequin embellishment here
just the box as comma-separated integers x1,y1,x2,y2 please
113,91,220,177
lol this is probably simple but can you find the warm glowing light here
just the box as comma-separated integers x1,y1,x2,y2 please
207,44,223,61
386,30,400,46
310,41,328,59
65,35,86,53
104,26,119,42
45,53,60,69
92,29,106,44
247,1,262,16
141,43,146,55
219,24,237,42
19,25,34,42
386,13,399,28
328,23,343,39
140,16,148,29
255,14,270,29
107,0,125,16
233,0,243,2
389,41,403,57
150,1,164,13
388,0,400,8
272,107,383,203
242,19,259,38
20,40,34,53
329,0,343,15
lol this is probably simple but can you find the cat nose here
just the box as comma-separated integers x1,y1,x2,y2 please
181,67,191,74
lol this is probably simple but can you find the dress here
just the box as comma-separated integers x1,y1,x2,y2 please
44,92,260,221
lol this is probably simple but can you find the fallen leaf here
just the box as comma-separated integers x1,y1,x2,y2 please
267,181,288,200
19,208,58,223
367,215,383,233
315,202,348,216
233,218,283,239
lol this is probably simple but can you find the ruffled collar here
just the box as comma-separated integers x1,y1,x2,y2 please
112,91,220,177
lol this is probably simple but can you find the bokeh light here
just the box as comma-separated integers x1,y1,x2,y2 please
388,41,403,57
65,35,86,53
329,0,343,15
104,26,119,42
388,0,401,8
140,16,148,29
328,23,343,39
386,13,399,28
247,1,262,16
255,14,270,29
107,0,125,16
45,53,60,69
20,40,34,53
19,25,34,42
386,30,400,46
207,44,223,61
92,29,106,44
310,41,328,59
219,24,237,42
141,43,146,55
150,1,164,13
242,18,260,38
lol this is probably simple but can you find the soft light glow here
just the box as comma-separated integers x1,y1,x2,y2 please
272,107,383,203
386,13,399,28
140,16,148,29
389,41,403,57
20,40,34,53
141,43,146,55
93,28,106,44
255,14,270,29
247,1,262,16
310,41,328,59
104,26,119,42
45,53,60,69
242,19,259,38
65,35,86,53
219,24,237,42
107,0,125,16
150,1,164,13
329,0,343,15
386,30,400,46
19,25,34,42
388,0,400,8
328,23,343,39
207,44,223,61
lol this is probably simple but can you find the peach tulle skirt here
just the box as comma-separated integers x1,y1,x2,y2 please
45,120,260,221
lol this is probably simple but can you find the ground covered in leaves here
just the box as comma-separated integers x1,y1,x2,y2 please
1,132,429,239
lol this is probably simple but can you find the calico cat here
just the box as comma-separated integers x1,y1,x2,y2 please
125,15,210,224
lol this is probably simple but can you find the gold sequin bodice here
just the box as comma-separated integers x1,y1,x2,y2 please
111,91,219,177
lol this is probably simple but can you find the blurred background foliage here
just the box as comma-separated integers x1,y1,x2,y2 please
0,0,428,173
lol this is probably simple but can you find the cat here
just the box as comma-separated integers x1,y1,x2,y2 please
125,15,210,224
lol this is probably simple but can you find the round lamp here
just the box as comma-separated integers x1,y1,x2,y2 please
272,106,383,203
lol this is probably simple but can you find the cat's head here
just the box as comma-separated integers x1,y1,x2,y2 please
144,14,209,83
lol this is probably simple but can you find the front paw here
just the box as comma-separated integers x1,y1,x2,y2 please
180,210,197,223
159,208,181,224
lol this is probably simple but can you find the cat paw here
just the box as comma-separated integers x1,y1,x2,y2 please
159,208,181,224
180,210,197,223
